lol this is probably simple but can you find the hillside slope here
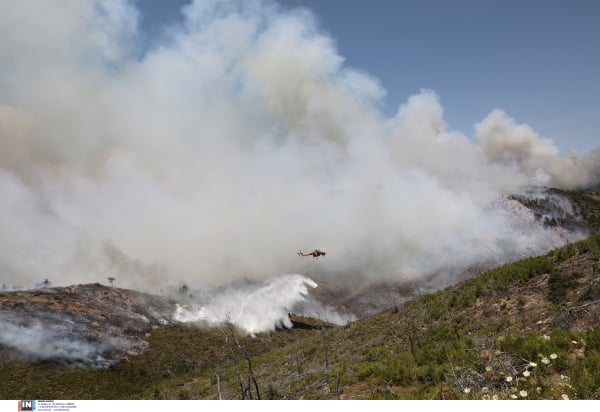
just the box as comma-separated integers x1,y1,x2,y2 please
1,189,599,400
1,233,598,400
181,233,600,400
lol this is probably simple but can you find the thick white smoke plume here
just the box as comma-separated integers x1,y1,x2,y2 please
1,0,598,321
0,319,123,367
174,274,326,335
476,110,600,189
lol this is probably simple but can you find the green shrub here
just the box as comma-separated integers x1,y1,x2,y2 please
481,256,555,293
353,362,383,384
548,272,577,304
426,299,444,320
384,353,417,386
549,327,573,352
416,364,447,389
586,328,600,351
451,289,476,309
556,244,576,262
570,352,600,399
499,334,546,362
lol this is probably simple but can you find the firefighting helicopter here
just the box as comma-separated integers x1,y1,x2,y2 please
297,248,327,258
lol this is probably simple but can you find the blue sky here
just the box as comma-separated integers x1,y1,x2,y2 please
137,0,599,154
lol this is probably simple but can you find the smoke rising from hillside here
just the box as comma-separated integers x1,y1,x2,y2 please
172,274,353,336
0,319,126,367
0,0,598,306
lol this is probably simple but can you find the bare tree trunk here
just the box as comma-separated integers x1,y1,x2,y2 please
402,311,416,357
336,365,344,399
245,354,261,400
215,373,222,400
236,371,246,400
230,324,261,400
323,335,330,373
246,376,253,400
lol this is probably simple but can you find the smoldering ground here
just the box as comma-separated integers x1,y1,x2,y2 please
1,1,599,335
0,284,177,366
0,318,139,367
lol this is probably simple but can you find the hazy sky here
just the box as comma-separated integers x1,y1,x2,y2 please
138,0,599,154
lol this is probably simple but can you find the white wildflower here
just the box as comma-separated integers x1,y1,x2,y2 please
561,394,569,400
542,335,550,341
523,370,531,377
506,376,513,382
541,357,550,364
510,394,518,399
485,366,493,372
550,353,557,359
536,387,542,394
464,387,471,394
529,361,537,367
520,390,528,398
